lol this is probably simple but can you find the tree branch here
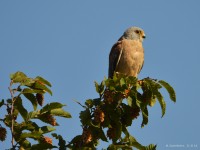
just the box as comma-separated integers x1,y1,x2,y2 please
8,80,15,148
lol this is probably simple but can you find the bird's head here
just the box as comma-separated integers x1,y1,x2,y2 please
123,27,146,42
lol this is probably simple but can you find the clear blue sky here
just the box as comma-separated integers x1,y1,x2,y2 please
0,1,200,149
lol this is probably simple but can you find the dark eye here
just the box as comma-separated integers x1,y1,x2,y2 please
135,30,140,34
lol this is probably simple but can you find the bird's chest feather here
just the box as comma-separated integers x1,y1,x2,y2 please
121,40,144,65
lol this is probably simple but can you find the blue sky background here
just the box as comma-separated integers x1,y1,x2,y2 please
0,1,200,149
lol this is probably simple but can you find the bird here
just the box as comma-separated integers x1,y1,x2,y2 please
108,27,146,78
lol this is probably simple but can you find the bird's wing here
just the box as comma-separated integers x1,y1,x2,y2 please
109,41,123,78
138,59,144,74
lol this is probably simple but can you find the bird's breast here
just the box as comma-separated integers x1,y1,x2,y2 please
116,39,144,77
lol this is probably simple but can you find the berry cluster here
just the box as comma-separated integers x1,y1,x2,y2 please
107,127,115,140
103,89,114,104
36,93,44,106
42,136,52,145
82,128,92,144
46,114,56,126
123,89,131,98
130,107,140,119
94,107,105,123
0,126,7,141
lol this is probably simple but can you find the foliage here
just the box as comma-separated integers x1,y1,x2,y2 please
0,71,71,150
0,72,176,150
67,73,176,149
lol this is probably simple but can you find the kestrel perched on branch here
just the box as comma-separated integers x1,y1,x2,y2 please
108,27,146,78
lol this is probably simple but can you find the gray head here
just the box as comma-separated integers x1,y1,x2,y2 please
122,26,146,42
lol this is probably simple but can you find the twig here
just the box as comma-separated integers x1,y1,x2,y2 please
73,99,87,108
8,80,15,148
144,77,158,81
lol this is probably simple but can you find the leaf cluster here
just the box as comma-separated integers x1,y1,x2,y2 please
0,72,176,150
68,73,176,149
0,72,71,150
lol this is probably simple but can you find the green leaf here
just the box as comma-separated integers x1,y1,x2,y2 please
20,131,42,139
105,78,114,89
22,88,44,94
85,99,94,108
15,96,28,122
19,139,31,149
141,106,148,128
39,126,55,134
32,81,52,95
13,108,19,119
141,81,153,104
126,96,132,107
23,93,38,110
6,98,12,104
94,81,100,93
159,80,176,102
145,144,157,150
155,90,166,117
121,104,133,126
112,122,122,143
112,72,118,82
122,126,129,137
41,102,65,113
95,81,105,95
31,143,57,150
121,133,156,150
93,98,101,106
52,133,66,150
70,135,82,143
10,71,27,83
35,76,52,87
4,115,12,126
28,110,40,119
99,81,105,94
127,76,137,85
50,108,72,118
67,135,96,149
19,121,39,132
79,109,91,125
127,135,144,149
98,128,108,142
20,78,35,86
37,112,56,125
148,97,156,107
120,78,125,86
0,99,4,108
